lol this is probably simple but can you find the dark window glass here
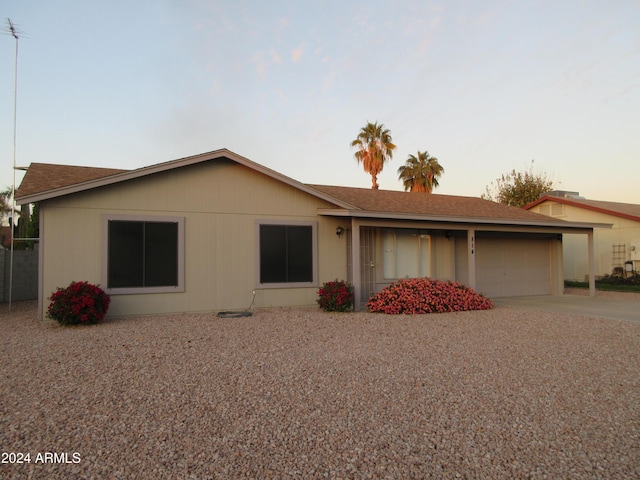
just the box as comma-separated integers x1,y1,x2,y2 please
260,224,313,283
108,221,144,288
145,222,178,287
108,220,178,288
260,225,288,283
287,225,313,282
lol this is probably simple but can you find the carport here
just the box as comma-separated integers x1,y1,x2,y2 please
313,185,610,309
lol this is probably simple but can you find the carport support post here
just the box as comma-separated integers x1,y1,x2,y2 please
588,230,596,296
467,229,476,290
351,218,362,310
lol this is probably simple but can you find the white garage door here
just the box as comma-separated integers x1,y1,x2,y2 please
476,237,551,297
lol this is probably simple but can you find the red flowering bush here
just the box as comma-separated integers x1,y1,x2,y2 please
367,278,493,314
47,281,111,325
317,279,354,312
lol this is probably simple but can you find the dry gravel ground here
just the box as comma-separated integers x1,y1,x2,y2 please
1,296,639,479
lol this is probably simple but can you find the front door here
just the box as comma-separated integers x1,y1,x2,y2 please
360,227,376,303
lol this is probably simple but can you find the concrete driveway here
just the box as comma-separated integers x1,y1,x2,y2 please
492,293,640,322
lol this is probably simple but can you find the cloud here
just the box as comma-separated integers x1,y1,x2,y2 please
474,9,497,27
254,57,267,77
279,16,290,31
292,46,304,63
271,49,282,64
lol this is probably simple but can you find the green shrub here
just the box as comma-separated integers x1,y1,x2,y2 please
367,278,493,314
317,279,354,312
598,273,640,286
47,281,111,325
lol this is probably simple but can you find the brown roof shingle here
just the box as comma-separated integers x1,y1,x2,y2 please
14,160,585,227
308,184,561,223
16,163,128,200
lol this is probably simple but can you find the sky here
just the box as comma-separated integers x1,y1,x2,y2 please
1,0,639,206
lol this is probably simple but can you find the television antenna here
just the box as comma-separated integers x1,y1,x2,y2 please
3,18,25,312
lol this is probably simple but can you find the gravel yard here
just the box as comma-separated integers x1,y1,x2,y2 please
1,297,639,479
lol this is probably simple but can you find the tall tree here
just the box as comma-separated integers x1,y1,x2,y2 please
350,121,396,189
397,150,444,193
482,160,554,207
1,188,13,224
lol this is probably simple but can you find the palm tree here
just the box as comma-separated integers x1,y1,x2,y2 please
350,121,396,189
397,150,444,193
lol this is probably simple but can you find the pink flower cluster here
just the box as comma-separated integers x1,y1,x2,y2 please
317,279,354,312
47,281,111,325
367,278,493,314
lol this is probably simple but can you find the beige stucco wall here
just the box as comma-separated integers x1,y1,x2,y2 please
529,201,640,280
38,160,347,318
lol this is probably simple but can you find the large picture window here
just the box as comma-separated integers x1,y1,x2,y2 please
258,222,316,285
103,215,184,294
382,229,431,279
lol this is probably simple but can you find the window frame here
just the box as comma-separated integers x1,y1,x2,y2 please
381,228,431,280
102,214,185,295
255,220,318,288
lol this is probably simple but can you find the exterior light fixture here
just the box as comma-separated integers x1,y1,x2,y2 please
336,226,345,237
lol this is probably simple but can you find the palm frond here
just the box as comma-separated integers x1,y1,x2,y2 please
397,150,444,193
351,121,396,189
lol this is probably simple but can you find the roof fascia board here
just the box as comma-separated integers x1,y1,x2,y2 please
219,151,357,209
317,208,610,231
17,170,131,205
526,196,640,223
524,197,547,209
326,217,595,234
17,149,357,210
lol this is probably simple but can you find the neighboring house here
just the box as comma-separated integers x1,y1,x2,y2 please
526,192,640,281
16,149,605,319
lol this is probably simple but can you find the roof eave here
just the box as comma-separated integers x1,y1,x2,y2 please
523,197,548,210
317,208,611,231
16,148,357,210
16,170,130,205
525,196,640,222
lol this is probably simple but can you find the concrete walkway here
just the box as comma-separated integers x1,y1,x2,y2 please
492,293,640,322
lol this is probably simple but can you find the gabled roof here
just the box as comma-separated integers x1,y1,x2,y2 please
525,196,640,223
15,148,606,231
16,163,128,199
15,149,355,210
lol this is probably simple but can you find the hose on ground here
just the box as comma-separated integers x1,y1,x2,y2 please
217,289,256,318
